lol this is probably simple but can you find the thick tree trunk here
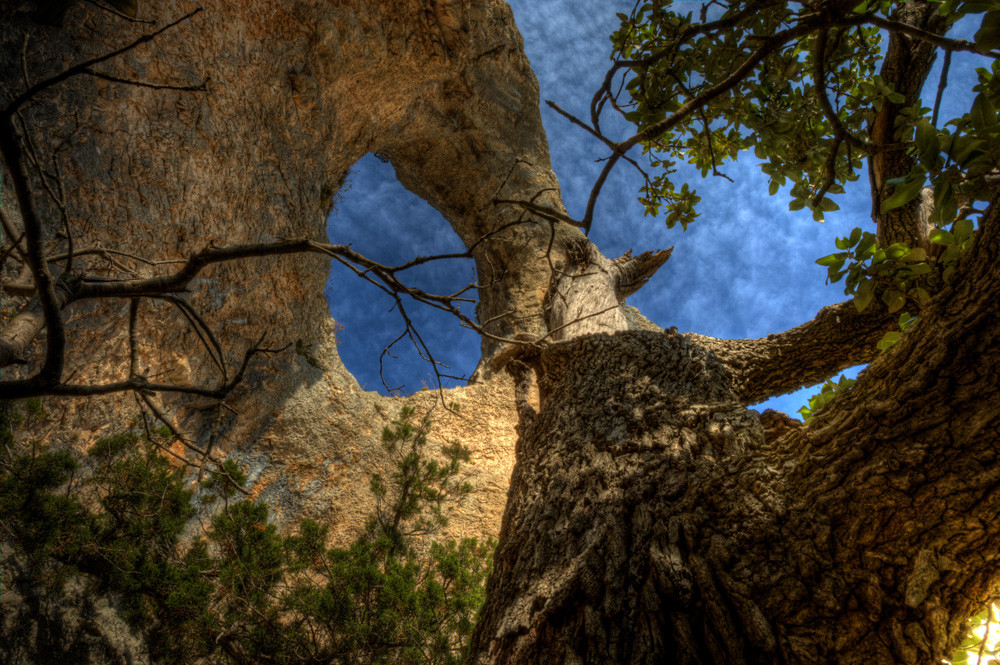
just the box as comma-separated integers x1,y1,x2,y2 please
469,196,1000,664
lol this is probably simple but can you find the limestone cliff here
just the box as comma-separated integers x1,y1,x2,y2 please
0,0,552,543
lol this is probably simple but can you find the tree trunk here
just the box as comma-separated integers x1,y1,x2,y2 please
469,195,1000,663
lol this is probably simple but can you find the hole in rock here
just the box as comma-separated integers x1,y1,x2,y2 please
325,154,481,395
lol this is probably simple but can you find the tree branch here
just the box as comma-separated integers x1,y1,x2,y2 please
867,3,946,249
771,197,1000,639
0,271,78,368
1,8,204,118
710,299,897,405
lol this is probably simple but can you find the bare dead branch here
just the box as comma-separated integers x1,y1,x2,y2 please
2,8,204,119
128,298,139,378
932,49,951,128
865,13,995,57
136,391,250,496
83,0,156,23
492,199,586,229
81,69,207,93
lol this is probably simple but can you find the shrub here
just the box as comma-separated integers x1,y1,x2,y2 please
0,403,493,664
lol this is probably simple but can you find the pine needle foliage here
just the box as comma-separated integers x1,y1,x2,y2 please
0,402,493,664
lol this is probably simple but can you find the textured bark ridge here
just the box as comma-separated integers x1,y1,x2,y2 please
474,332,779,664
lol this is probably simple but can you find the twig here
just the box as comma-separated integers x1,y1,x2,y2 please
83,0,155,23
931,49,951,128
2,8,205,118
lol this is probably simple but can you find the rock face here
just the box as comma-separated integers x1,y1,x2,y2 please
1,0,662,536
0,0,547,539
2,0,551,656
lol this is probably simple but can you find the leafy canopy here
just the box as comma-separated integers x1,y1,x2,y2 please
602,0,998,229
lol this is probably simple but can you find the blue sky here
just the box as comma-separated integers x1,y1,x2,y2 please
326,2,981,417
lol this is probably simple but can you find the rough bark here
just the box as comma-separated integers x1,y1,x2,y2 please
708,300,893,405
470,197,1000,665
868,2,946,250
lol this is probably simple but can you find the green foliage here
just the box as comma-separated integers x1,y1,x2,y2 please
23,397,47,421
373,406,473,542
0,406,492,664
798,373,857,421
947,604,1000,664
608,1,998,230
813,217,975,355
816,228,935,315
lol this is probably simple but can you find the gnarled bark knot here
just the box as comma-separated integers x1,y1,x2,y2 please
489,245,672,428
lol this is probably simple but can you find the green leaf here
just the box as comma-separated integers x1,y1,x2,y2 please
930,228,956,246
884,290,906,313
877,330,902,351
848,227,863,248
951,136,987,167
970,93,997,132
915,119,941,167
954,218,975,243
854,279,875,312
974,11,1000,53
816,252,848,267
880,174,924,213
789,198,806,211
885,243,908,260
898,312,917,330
931,180,958,225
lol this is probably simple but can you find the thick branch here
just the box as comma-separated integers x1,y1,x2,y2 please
0,117,66,385
609,247,673,300
0,273,76,368
707,300,895,404
769,197,1000,658
867,3,946,249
